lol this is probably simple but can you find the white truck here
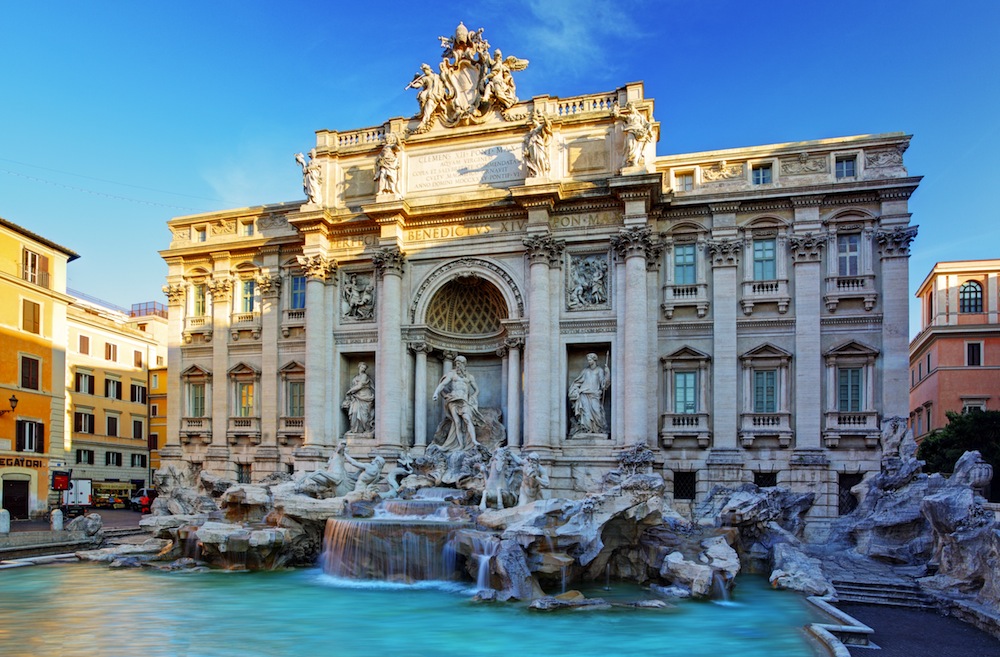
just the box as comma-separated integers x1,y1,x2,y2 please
61,478,93,518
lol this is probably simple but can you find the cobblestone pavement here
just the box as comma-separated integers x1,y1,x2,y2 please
8,508,143,531
839,603,999,657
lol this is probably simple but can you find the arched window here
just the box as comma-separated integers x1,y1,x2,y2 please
959,281,983,313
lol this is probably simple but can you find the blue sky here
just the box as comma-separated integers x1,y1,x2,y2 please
1,1,997,338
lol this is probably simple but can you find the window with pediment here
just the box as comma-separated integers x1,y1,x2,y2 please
822,340,879,448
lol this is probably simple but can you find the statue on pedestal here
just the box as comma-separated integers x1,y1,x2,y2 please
569,353,610,436
294,149,322,205
342,362,375,435
523,111,552,178
432,355,481,450
374,136,401,196
613,102,653,169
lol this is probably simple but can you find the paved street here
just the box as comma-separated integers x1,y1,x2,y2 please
840,604,999,657
8,508,143,532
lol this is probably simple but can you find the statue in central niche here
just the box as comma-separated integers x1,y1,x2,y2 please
569,352,610,436
432,355,481,450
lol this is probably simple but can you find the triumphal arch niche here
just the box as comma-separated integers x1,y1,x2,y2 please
161,21,920,536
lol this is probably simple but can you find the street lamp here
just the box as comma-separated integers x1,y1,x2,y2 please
0,395,18,416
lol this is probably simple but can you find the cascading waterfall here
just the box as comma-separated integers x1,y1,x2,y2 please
321,495,469,583
471,535,500,591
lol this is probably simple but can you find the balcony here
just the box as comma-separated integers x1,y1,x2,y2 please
659,412,711,448
740,279,790,315
227,416,262,444
739,412,793,447
278,416,304,445
183,315,212,343
824,274,877,312
230,312,261,341
823,411,880,448
180,417,212,445
282,308,306,337
661,283,709,319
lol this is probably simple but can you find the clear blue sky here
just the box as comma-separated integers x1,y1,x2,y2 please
2,1,997,338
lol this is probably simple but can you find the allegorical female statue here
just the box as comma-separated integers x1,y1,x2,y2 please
568,353,610,436
342,362,375,435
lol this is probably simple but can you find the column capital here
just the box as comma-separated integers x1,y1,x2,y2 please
504,336,525,350
162,283,185,305
875,226,918,258
645,241,665,271
706,238,743,267
610,225,655,260
788,231,827,263
408,341,431,355
297,254,337,281
207,276,232,302
372,247,405,278
523,234,564,265
255,272,282,297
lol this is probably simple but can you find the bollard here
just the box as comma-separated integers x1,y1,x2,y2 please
50,509,64,532
0,509,9,534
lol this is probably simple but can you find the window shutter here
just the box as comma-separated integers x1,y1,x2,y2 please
35,425,44,454
74,413,82,432
105,379,110,397
15,420,25,452
39,255,49,288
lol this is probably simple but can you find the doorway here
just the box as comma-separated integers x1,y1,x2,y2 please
2,480,30,519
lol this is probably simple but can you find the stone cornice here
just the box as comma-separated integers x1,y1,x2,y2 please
789,195,826,208
708,202,742,214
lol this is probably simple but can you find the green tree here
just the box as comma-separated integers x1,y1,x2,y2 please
917,410,1000,500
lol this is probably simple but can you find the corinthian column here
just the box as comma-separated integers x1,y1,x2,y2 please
410,342,430,448
161,282,185,461
207,275,232,449
373,247,405,450
611,226,654,445
256,271,282,447
523,234,559,451
504,337,524,448
876,224,918,418
789,231,826,450
297,254,335,449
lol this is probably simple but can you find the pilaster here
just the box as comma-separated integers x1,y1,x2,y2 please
789,230,826,450
373,246,405,450
875,225,918,418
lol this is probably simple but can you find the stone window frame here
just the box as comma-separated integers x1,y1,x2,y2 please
739,343,793,448
739,218,790,315
821,210,878,312
180,365,212,419
661,222,710,319
959,280,984,314
659,346,712,449
278,360,306,445
822,340,880,448
673,169,695,192
750,160,774,185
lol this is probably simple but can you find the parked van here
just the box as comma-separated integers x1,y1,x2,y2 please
130,488,157,511
61,479,93,517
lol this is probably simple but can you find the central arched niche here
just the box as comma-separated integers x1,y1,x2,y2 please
425,276,508,338
421,274,511,445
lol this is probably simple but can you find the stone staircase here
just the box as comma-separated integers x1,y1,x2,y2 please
833,578,937,609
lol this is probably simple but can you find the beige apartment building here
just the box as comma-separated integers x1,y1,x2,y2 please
66,295,167,501
158,26,919,537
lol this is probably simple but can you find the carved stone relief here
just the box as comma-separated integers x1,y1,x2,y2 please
341,271,376,322
566,253,610,310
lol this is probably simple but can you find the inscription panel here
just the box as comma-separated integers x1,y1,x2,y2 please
408,144,523,192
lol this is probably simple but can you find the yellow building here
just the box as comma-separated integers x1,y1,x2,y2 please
0,216,78,519
148,363,168,473
66,296,167,503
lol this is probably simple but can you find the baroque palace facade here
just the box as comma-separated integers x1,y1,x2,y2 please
160,25,919,535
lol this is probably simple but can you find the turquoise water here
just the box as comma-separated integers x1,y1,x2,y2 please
0,565,821,657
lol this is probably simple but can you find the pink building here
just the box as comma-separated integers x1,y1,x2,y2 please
910,260,1000,438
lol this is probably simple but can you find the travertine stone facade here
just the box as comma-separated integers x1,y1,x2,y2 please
160,35,920,536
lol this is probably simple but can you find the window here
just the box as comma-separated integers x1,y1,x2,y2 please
959,281,983,313
283,380,305,417
156,356,164,366
241,221,254,237
75,449,95,465
754,472,777,488
963,400,987,413
22,299,40,334
674,372,696,414
673,471,696,501
926,353,931,373
189,383,206,417
838,367,863,412
751,164,772,185
838,473,864,515
79,335,90,355
192,284,207,317
133,419,144,440
674,244,696,285
241,280,256,313
151,374,159,389
918,362,922,379
753,370,777,413
106,379,122,400
75,371,95,394
237,382,255,417
837,234,860,276
967,342,982,367
236,463,252,485
675,172,694,192
148,433,159,451
290,276,307,310
134,350,143,368
107,415,119,437
105,342,118,362
195,227,207,242
15,420,43,453
150,404,159,418
21,355,40,390
835,157,856,179
22,249,49,287
105,451,123,467
74,411,95,434
752,239,776,280
130,383,147,404
131,453,148,469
